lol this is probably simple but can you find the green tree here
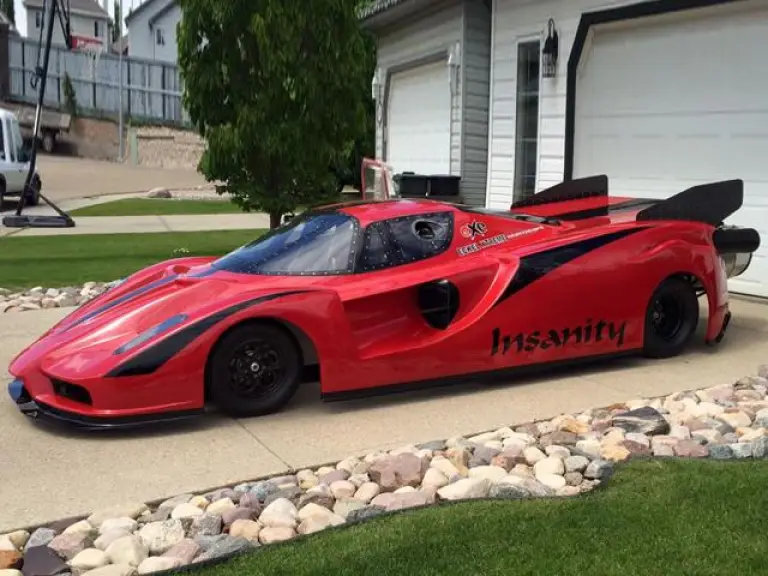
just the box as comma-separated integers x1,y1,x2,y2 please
177,0,374,228
1,0,15,26
112,0,122,43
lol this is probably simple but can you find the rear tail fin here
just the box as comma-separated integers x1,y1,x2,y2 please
636,179,743,226
511,175,608,209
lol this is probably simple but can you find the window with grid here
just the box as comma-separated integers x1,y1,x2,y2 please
513,40,540,202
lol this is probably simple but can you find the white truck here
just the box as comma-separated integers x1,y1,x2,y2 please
0,108,41,208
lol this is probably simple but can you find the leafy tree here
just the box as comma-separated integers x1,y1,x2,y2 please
1,0,15,26
177,0,375,228
112,0,122,43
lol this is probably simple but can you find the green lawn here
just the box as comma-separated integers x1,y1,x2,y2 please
0,230,264,290
68,198,244,217
194,459,768,576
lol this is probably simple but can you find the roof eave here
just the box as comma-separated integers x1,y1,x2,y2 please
360,0,453,32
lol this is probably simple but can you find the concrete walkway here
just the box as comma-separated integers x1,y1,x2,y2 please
1,297,767,532
1,213,271,237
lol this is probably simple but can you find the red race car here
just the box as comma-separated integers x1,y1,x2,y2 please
6,174,760,429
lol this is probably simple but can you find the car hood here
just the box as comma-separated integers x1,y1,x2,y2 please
8,266,314,378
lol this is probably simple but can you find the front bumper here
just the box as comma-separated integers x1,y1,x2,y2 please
7,379,204,431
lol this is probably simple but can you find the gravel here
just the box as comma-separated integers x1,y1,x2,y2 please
0,281,122,313
2,365,768,574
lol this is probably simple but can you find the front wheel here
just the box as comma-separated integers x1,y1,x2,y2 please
642,277,699,359
207,323,302,417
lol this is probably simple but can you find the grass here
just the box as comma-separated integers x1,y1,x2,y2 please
68,198,244,217
0,229,264,290
192,459,768,576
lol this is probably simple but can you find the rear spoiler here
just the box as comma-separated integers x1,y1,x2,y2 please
514,176,746,228
636,179,744,226
511,175,608,209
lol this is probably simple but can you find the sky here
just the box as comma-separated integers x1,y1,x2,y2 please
13,0,138,37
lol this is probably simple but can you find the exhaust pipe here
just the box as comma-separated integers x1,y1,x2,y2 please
721,251,753,278
713,226,761,278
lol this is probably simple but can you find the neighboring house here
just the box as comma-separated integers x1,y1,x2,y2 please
23,0,111,51
363,0,768,299
0,10,22,37
125,0,180,63
360,0,492,207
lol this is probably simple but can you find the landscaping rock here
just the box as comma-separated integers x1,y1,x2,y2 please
12,364,768,570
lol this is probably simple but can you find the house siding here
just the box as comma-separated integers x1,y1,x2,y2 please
26,9,110,49
127,0,180,63
487,0,631,209
375,0,463,178
459,0,492,206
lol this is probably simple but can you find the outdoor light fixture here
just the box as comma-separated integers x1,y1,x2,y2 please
371,67,382,100
447,42,461,94
371,67,384,125
542,18,559,78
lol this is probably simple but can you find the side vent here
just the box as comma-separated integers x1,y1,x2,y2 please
417,280,460,330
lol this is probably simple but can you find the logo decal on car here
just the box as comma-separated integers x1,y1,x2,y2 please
457,225,545,257
461,220,487,239
490,319,628,356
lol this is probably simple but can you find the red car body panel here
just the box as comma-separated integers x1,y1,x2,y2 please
6,176,759,428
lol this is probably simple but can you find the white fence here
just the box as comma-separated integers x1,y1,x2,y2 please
8,36,189,125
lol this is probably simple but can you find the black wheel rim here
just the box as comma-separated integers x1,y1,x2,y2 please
651,294,684,341
227,338,287,400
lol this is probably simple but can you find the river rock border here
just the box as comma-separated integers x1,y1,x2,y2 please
0,282,121,313
1,365,767,576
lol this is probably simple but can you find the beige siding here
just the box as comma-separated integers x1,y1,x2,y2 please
375,0,464,176
460,0,492,205
487,0,630,208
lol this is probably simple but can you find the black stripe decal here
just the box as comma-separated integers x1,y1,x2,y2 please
106,290,310,378
65,274,179,331
494,227,649,306
551,198,658,221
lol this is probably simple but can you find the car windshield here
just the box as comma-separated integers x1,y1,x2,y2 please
212,212,358,275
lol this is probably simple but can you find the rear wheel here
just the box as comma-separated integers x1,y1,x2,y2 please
26,175,40,206
642,276,699,359
42,131,55,154
207,323,301,417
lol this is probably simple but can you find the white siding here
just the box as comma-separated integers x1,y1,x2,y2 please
375,0,463,177
126,0,180,63
460,0,492,206
487,0,630,208
26,9,110,50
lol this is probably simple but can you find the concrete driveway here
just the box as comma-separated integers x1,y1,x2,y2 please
1,297,766,532
4,155,207,207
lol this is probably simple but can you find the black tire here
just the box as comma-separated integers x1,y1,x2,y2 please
642,276,699,359
26,175,41,206
0,179,5,212
207,323,302,417
42,132,55,154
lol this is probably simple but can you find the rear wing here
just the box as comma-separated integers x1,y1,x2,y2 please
513,175,745,227
636,179,743,226
511,175,608,209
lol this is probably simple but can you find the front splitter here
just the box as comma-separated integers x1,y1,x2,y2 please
7,379,204,431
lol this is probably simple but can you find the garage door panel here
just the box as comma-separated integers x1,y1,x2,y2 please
387,61,451,176
577,114,768,183
577,13,768,116
574,5,768,298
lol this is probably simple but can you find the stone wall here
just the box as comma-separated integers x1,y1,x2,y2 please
127,126,205,171
1,100,204,167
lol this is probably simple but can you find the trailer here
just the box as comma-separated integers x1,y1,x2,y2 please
16,105,71,154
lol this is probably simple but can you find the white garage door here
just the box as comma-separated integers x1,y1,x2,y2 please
573,2,768,298
386,60,451,175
